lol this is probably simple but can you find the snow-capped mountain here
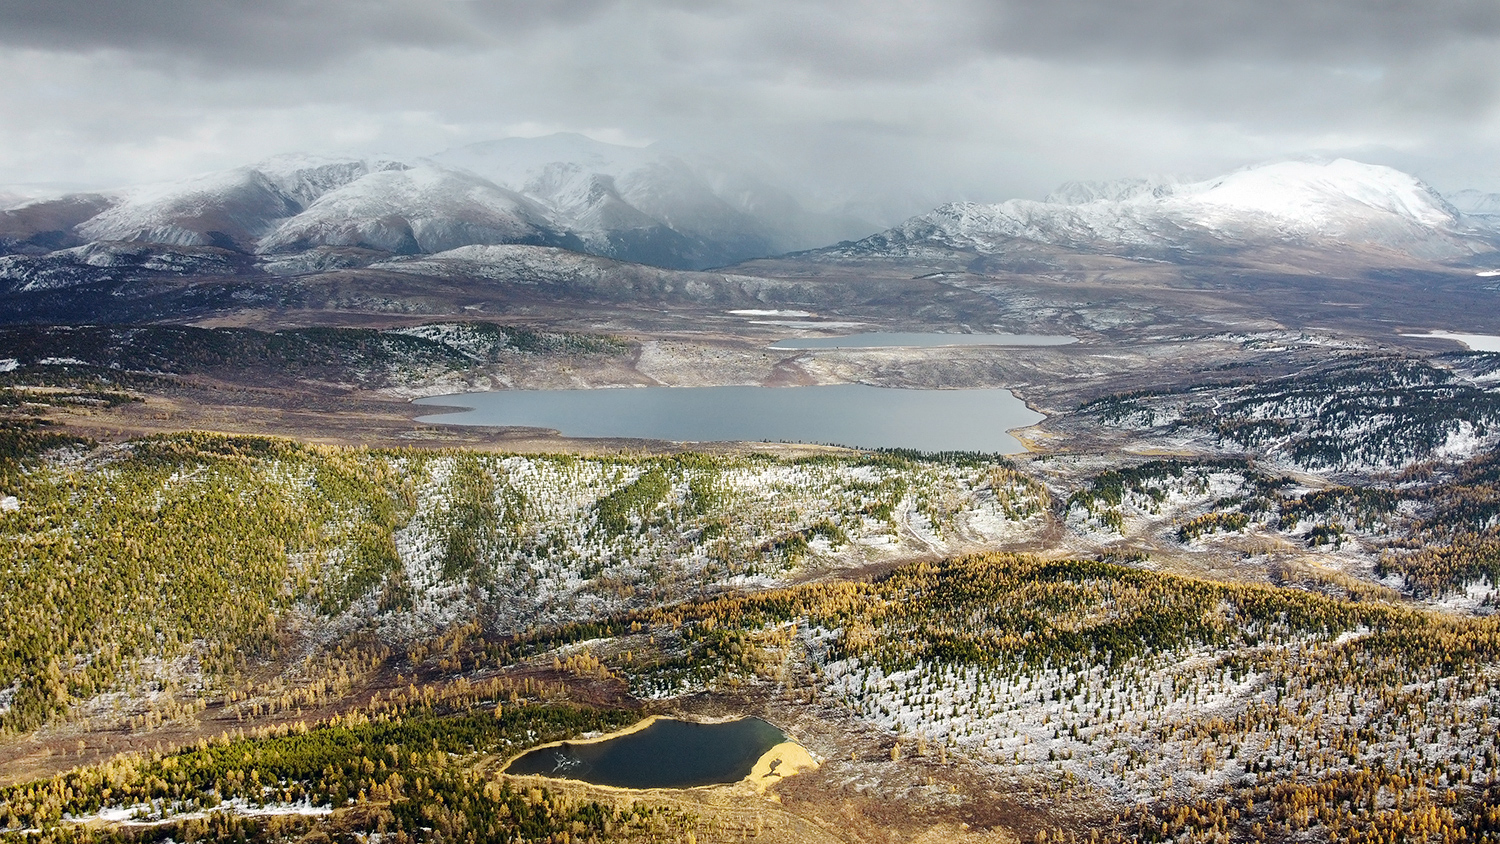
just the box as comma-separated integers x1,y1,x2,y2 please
64,154,570,260
843,160,1498,262
0,136,874,273
5,152,1496,293
256,165,573,256
75,157,406,251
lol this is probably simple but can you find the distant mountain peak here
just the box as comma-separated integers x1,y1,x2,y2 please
15,151,1485,281
1446,188,1500,218
1180,159,1459,230
838,158,1491,263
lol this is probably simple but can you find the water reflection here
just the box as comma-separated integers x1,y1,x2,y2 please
503,717,787,789
415,384,1043,454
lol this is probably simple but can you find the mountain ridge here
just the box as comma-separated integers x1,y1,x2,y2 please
0,135,874,272
829,159,1499,263
4,153,1499,293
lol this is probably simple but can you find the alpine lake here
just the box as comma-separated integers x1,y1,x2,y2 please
502,717,806,790
415,334,1071,453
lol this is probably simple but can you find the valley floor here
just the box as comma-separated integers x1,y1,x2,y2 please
3,299,1500,843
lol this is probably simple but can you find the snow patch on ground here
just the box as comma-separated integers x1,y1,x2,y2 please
728,309,814,317
73,799,333,827
1430,577,1498,614
1404,331,1500,353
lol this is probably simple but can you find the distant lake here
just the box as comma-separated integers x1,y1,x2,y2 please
414,384,1043,453
503,717,786,789
768,332,1077,350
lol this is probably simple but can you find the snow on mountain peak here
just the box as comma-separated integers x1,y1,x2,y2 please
251,154,407,208
75,167,301,250
24,143,1487,275
73,157,402,251
1177,159,1458,231
853,159,1486,261
256,165,563,256
4,134,878,270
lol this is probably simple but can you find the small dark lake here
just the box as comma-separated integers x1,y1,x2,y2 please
414,383,1043,454
768,332,1077,350
502,717,787,789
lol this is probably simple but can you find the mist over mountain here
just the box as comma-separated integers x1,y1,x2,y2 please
1448,189,1500,220
4,152,1500,303
0,134,878,273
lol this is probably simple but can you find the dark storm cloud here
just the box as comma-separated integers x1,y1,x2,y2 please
8,0,1496,76
978,0,1500,63
0,0,613,67
0,0,1498,204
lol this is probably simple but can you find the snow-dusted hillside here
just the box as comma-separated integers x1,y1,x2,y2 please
370,243,659,283
364,244,783,307
844,159,1498,261
256,165,571,255
75,156,403,251
0,241,244,292
0,194,113,255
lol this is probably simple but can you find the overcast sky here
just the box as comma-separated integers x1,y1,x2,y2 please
1,0,1497,218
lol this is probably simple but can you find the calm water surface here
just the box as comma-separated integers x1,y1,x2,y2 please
768,332,1076,350
503,718,786,789
414,384,1043,453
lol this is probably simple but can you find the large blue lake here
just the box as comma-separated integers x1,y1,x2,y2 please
414,384,1043,454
